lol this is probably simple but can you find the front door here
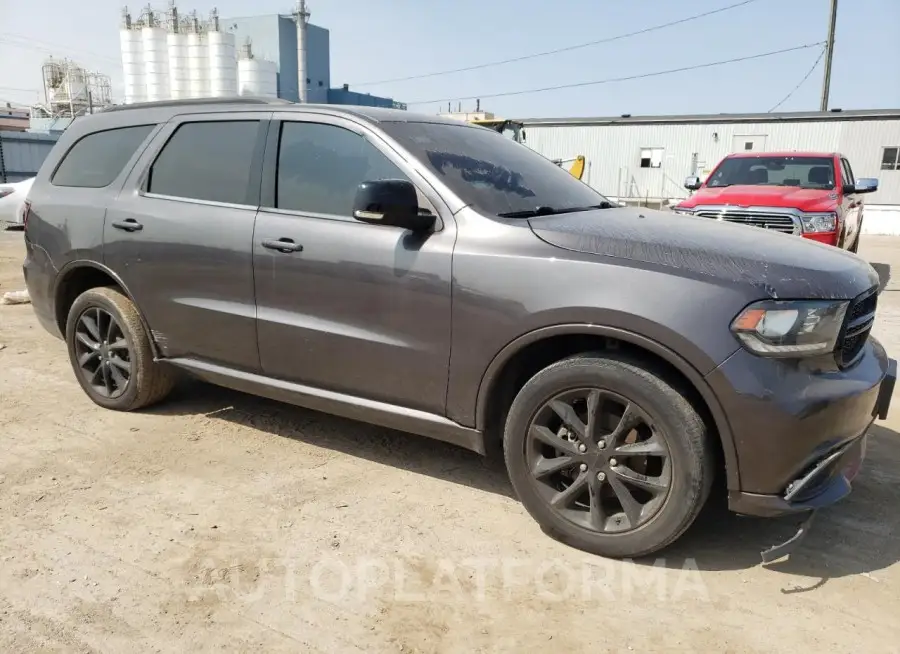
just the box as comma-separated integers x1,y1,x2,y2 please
839,156,862,247
253,114,454,414
105,113,270,370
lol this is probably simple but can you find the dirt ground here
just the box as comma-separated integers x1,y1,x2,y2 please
1,229,899,654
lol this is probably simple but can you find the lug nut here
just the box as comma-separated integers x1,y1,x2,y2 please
579,463,588,472
596,472,606,482
597,440,606,449
578,443,587,453
609,458,618,467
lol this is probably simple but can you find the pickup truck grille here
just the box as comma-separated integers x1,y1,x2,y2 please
837,287,878,367
694,208,798,234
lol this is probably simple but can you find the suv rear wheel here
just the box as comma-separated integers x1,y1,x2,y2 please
65,287,175,411
503,353,713,558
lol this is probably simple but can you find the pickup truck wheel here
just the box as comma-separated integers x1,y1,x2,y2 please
503,354,713,558
848,231,860,254
66,287,175,411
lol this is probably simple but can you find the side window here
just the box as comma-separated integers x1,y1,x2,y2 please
52,125,154,188
276,122,411,216
841,158,855,188
881,147,900,171
147,121,260,205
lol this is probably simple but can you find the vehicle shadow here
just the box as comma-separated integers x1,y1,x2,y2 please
146,379,516,499
648,423,900,585
149,379,900,582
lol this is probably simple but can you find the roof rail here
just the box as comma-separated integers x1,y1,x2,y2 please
101,97,293,113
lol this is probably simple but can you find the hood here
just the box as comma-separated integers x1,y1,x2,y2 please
528,206,878,300
679,185,838,212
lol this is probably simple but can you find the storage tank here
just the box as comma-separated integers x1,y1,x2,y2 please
207,30,237,97
186,32,209,98
167,32,189,99
142,26,170,101
238,58,278,98
120,29,145,104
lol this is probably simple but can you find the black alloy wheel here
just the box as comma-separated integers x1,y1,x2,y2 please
526,388,671,534
73,306,133,399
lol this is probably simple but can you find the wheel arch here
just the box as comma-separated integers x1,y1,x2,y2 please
53,260,161,359
474,324,740,490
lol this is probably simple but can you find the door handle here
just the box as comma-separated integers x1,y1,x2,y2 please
111,219,143,232
262,238,304,253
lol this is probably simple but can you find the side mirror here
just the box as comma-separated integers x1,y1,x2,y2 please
852,178,879,194
352,179,435,231
684,175,702,191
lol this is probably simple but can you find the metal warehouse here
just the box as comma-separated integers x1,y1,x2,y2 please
522,109,900,233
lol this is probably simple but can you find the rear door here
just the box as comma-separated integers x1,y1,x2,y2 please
252,113,455,414
105,112,270,370
839,156,862,248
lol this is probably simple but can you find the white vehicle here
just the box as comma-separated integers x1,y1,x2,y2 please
0,177,34,227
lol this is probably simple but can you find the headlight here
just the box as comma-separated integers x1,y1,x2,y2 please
800,212,837,233
731,300,848,357
671,207,694,215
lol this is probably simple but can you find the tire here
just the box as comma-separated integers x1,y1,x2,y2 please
503,353,714,559
65,286,175,411
848,232,860,254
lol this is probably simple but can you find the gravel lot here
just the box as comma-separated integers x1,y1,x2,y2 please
1,229,899,653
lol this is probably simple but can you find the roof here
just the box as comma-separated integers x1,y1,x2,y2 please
519,108,900,127
726,151,838,158
98,97,465,126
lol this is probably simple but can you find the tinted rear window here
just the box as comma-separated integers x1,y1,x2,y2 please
147,121,260,205
52,125,154,188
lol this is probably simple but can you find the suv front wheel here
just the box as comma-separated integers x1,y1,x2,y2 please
504,353,714,558
65,287,175,411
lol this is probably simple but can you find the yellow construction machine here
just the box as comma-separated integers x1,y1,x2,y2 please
468,118,586,181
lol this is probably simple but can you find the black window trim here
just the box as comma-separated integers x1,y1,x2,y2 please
259,113,446,231
138,113,271,210
50,123,158,189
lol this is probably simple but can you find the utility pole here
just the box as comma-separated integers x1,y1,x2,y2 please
819,0,838,111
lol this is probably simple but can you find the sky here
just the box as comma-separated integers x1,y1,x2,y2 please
1,0,898,119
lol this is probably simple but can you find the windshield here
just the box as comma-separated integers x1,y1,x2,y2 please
381,121,609,217
706,156,836,190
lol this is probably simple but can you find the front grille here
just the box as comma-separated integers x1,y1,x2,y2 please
695,208,798,234
836,286,878,367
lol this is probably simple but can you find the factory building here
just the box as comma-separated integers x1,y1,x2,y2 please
223,13,401,108
117,3,402,109
522,109,900,233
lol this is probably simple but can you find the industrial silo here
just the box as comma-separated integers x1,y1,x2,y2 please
119,9,145,104
237,41,277,98
186,12,209,98
166,4,189,99
207,9,237,97
142,10,170,102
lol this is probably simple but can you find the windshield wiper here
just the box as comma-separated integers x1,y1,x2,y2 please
497,202,615,218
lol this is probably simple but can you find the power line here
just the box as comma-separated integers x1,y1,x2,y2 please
406,42,826,106
768,44,827,112
0,33,120,64
351,0,765,87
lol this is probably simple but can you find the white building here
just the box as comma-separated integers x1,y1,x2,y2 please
522,109,900,235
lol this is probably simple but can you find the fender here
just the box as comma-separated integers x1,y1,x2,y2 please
54,260,162,360
474,323,741,490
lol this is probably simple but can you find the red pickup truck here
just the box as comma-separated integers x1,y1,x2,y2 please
672,152,879,252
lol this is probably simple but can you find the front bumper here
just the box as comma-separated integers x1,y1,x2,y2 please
706,337,895,517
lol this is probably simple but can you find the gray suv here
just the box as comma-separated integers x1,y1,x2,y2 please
22,98,896,560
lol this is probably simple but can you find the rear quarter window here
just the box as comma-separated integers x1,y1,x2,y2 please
51,124,155,188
